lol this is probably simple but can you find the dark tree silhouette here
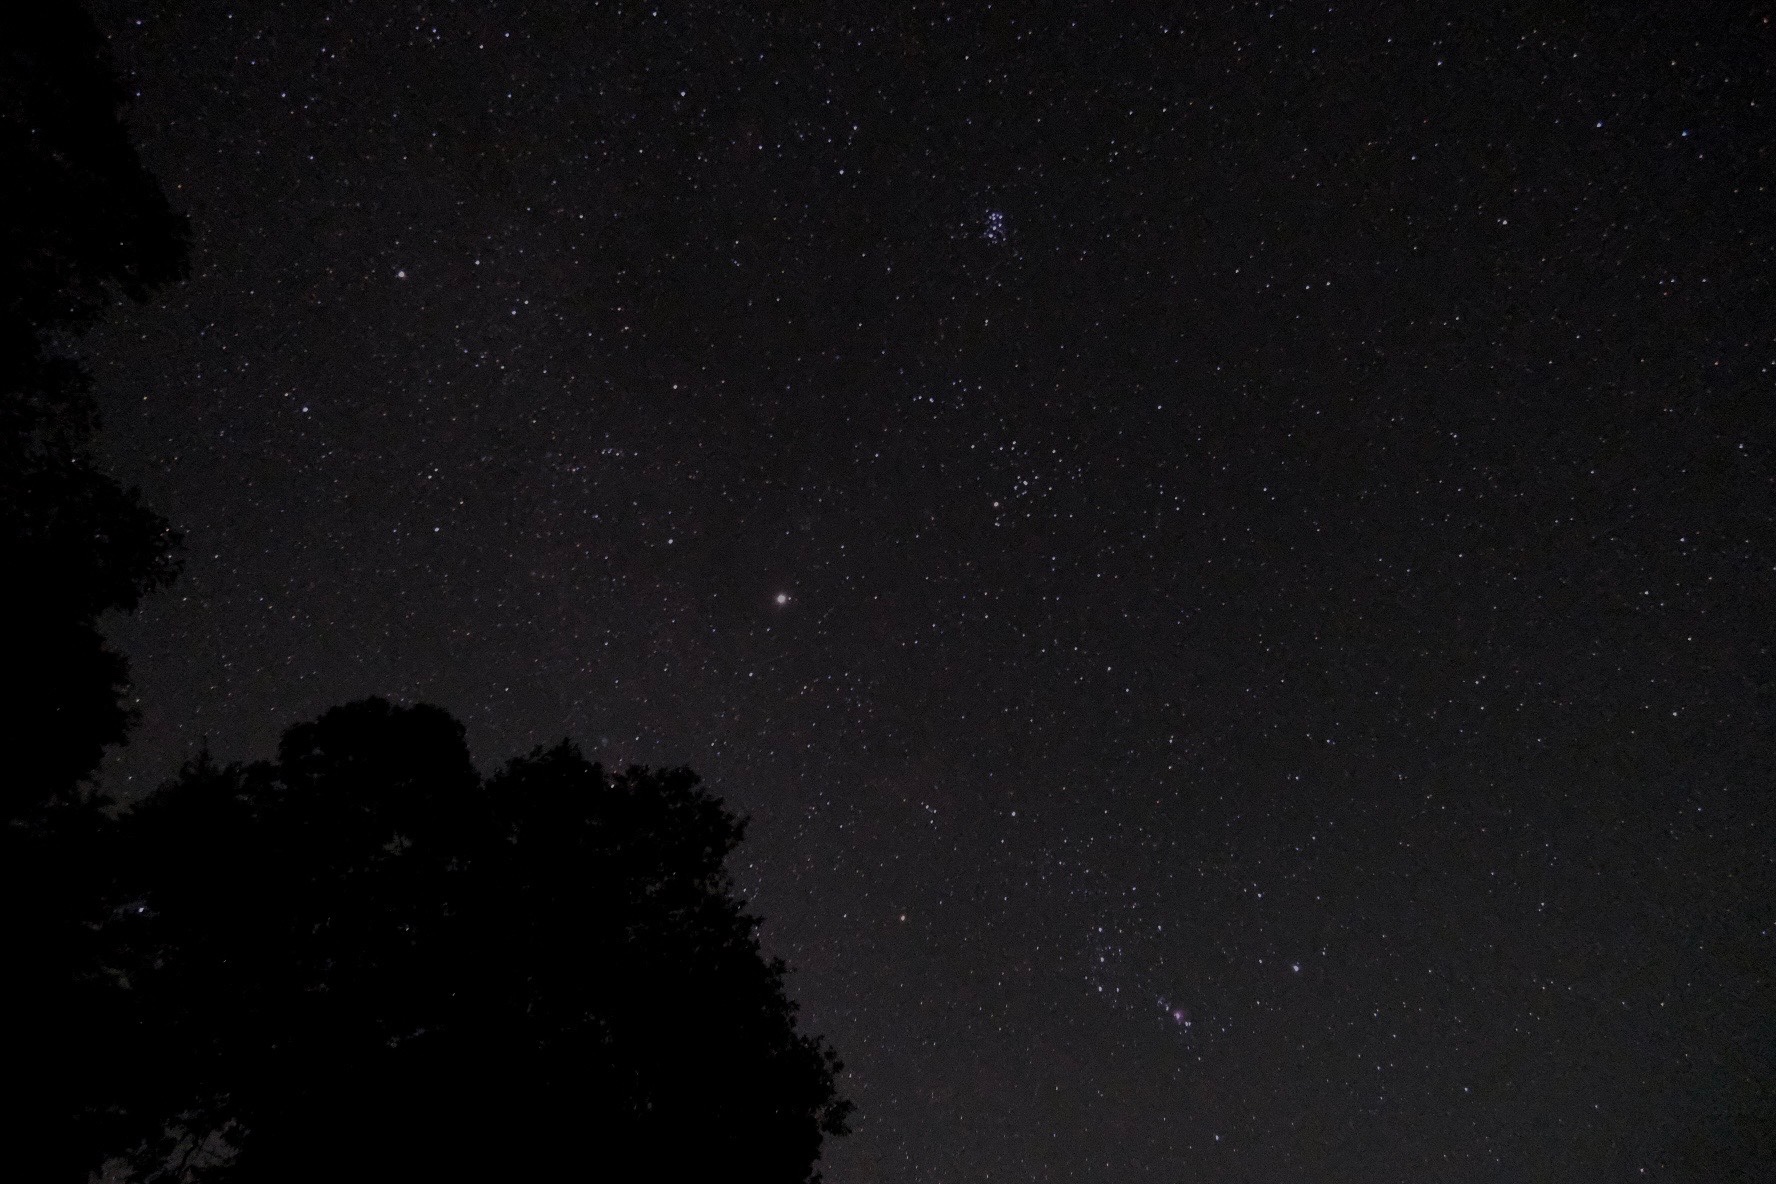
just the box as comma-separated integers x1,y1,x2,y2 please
2,9,187,1180
110,699,850,1183
1,3,187,818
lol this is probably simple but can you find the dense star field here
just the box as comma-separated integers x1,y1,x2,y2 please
80,3,1770,1179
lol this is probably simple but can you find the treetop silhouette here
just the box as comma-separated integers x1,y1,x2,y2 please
112,698,851,1183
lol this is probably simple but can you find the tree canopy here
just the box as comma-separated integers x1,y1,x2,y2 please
2,9,188,1178
108,699,850,1183
1,3,187,817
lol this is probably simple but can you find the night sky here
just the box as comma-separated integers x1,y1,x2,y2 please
80,3,1772,1179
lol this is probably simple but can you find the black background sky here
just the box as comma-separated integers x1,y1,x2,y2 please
79,3,1771,1179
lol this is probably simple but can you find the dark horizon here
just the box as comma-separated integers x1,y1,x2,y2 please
49,2,1776,1178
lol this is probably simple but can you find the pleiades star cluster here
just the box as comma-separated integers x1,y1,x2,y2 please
84,3,1772,1180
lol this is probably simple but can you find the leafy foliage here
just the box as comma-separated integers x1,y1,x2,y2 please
1,9,187,1179
1,4,187,817
111,699,850,1183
